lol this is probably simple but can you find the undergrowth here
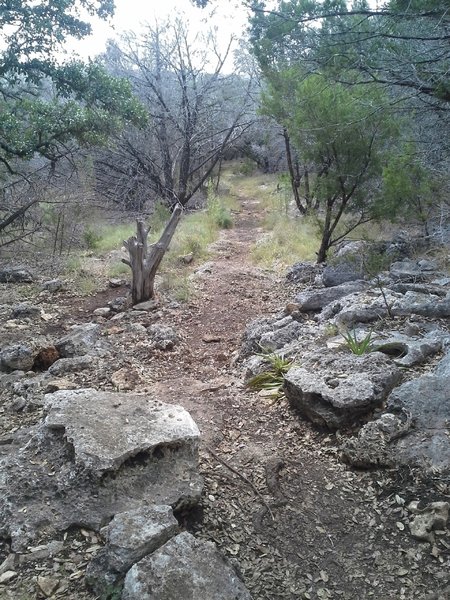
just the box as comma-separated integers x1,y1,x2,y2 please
247,352,294,397
341,330,374,355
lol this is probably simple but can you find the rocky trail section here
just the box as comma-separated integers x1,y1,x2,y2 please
0,177,449,600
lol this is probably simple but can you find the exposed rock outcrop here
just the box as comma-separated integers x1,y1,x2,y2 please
122,532,252,600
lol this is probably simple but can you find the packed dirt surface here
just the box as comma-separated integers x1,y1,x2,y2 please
1,176,449,600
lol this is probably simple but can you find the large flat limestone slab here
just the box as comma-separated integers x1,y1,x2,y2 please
45,389,200,474
0,390,202,550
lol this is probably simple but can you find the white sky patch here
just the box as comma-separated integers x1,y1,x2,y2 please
64,0,250,65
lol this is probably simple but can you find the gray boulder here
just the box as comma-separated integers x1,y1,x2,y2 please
284,351,401,429
0,389,202,549
86,504,179,596
48,355,95,376
295,281,366,312
344,374,450,472
55,323,101,358
0,267,34,283
0,344,36,372
435,350,450,378
385,375,450,472
239,317,275,359
11,303,41,319
322,262,365,287
122,532,252,600
390,259,438,282
286,262,321,284
258,316,302,351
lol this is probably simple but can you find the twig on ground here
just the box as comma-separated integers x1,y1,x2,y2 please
205,445,275,520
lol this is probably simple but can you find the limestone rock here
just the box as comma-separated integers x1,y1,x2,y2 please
93,307,111,317
373,331,446,367
286,261,321,284
390,259,438,282
322,262,365,287
295,281,366,312
55,323,101,358
0,267,33,283
133,300,159,311
42,279,64,293
86,504,179,596
385,375,450,472
109,278,126,288
44,389,200,474
11,303,41,319
122,532,252,600
0,344,36,372
284,351,401,429
408,502,449,543
48,355,95,376
258,316,302,351
0,390,202,549
148,324,179,350
37,575,60,597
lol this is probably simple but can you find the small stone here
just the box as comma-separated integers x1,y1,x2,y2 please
37,575,60,597
11,303,41,319
110,367,142,391
133,300,159,311
202,334,222,343
0,570,17,584
179,253,194,264
93,307,111,316
42,279,64,293
109,278,126,288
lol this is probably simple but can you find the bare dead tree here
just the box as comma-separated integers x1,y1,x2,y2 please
98,20,255,303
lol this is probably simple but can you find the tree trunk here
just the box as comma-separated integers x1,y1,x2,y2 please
316,202,333,264
123,204,183,305
283,128,305,215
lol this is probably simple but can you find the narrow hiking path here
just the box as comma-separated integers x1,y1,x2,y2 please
1,174,447,600
140,180,445,600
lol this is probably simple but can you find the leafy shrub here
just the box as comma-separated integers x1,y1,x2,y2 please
83,227,102,250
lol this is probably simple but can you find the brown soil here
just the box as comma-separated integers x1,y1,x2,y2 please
1,179,449,600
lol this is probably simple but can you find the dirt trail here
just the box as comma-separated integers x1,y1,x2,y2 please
145,186,448,600
1,178,448,600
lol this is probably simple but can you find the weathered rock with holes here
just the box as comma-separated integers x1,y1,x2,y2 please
0,267,34,283
385,375,450,472
54,323,101,358
373,330,447,367
295,281,366,312
0,344,36,373
258,316,302,352
0,389,202,550
283,351,401,429
85,504,179,596
122,532,252,600
148,324,179,350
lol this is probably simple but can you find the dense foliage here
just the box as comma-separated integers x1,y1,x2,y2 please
0,0,146,244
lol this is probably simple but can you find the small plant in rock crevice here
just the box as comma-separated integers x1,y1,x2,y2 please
247,351,294,396
341,329,374,355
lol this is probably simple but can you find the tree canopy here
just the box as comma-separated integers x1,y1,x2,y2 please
0,0,146,244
